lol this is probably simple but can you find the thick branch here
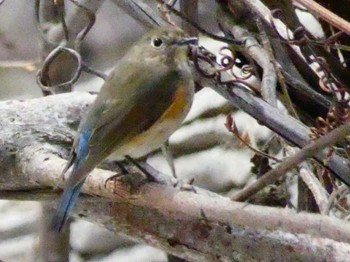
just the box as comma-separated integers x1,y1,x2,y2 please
11,150,350,261
1,93,350,260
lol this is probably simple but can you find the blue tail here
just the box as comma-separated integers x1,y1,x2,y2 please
51,129,91,231
50,179,85,232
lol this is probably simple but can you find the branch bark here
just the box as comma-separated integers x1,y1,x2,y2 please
1,93,350,260
3,1,350,260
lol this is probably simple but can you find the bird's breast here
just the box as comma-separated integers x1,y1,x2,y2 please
110,80,194,159
158,81,192,122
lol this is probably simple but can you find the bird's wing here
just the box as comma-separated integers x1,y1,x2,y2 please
70,62,182,178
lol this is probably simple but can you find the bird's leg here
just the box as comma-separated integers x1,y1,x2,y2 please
161,142,197,192
104,156,159,195
125,156,173,185
173,177,197,193
100,159,129,174
161,140,177,178
104,156,171,193
115,161,129,175
124,155,157,183
103,161,129,189
104,159,147,196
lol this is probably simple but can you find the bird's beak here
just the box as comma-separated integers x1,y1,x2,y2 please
174,37,198,46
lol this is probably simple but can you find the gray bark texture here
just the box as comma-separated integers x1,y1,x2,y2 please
1,92,350,261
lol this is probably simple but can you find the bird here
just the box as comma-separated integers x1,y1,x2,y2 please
51,25,196,231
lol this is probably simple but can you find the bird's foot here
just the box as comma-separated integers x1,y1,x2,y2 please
100,160,129,174
105,171,147,196
103,161,129,189
173,178,197,193
104,156,172,196
124,155,159,183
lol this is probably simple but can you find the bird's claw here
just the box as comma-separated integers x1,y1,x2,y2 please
173,178,197,193
105,171,148,196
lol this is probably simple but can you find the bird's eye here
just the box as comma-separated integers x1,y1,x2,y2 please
151,37,163,48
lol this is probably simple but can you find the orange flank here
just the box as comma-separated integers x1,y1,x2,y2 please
158,82,190,121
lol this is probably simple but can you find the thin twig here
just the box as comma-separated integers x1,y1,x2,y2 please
298,163,329,214
0,60,39,72
35,0,58,46
157,0,242,46
232,121,350,201
294,0,350,35
36,46,82,93
324,185,349,215
254,19,277,107
111,0,164,27
69,0,96,50
218,12,277,106
46,0,106,45
257,18,299,118
56,0,69,42
225,114,281,162
180,0,199,36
